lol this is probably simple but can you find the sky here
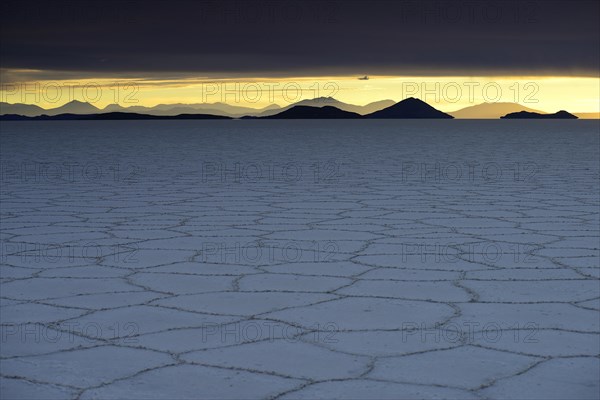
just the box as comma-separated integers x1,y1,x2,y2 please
1,0,599,112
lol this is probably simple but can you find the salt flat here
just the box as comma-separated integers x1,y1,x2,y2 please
1,120,599,399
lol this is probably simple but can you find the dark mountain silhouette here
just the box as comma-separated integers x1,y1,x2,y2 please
0,112,231,121
501,110,578,119
0,114,38,121
258,97,395,116
366,97,453,119
449,102,543,119
259,105,362,119
262,105,362,119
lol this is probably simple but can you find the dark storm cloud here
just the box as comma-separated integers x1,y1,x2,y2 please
1,0,598,77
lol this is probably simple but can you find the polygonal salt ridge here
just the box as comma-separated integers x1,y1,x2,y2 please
1,121,598,399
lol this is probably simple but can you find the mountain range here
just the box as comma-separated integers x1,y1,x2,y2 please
2,98,452,120
256,97,396,116
0,100,101,116
102,102,279,117
0,97,396,118
1,98,595,120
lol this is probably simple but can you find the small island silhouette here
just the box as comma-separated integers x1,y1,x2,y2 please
500,110,579,119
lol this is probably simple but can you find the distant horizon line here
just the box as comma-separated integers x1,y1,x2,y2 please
1,97,599,118
1,97,597,120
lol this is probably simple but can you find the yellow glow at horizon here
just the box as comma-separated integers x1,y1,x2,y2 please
1,72,599,113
